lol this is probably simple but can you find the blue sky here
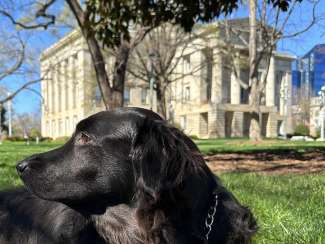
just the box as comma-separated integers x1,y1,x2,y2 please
1,0,325,115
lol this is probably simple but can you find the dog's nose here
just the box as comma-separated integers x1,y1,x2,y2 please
16,161,29,174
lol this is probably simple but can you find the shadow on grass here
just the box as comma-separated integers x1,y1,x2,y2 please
206,148,325,174
205,147,325,160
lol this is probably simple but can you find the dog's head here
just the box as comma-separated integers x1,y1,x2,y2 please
17,107,257,242
16,108,205,207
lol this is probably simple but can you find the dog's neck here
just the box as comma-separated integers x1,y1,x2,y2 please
182,172,220,243
88,190,217,244
91,204,144,244
89,173,219,244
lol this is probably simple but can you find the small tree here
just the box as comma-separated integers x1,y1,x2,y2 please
128,24,196,118
1,0,298,111
0,106,8,134
220,0,319,140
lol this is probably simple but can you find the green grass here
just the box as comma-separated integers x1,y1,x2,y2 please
0,141,62,189
195,138,325,154
0,141,324,243
220,173,325,244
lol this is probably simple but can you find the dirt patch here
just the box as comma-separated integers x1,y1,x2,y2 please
205,151,325,175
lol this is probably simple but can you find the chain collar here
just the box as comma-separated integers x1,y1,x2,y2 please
204,193,218,241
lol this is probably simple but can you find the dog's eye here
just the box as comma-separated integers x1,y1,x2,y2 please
77,132,92,145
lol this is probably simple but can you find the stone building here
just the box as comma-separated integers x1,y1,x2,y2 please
40,30,99,138
41,20,294,139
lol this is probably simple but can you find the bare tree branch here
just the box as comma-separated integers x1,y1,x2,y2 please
0,77,43,104
0,0,57,30
0,35,25,82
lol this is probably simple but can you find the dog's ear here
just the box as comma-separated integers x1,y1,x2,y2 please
130,118,209,243
131,118,203,199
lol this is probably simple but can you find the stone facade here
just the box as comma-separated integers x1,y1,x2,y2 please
308,97,322,137
41,23,294,139
40,30,104,138
163,24,294,138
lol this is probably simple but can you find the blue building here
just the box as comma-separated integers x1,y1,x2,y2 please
293,44,325,97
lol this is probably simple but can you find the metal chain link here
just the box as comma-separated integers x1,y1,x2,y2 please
205,194,218,241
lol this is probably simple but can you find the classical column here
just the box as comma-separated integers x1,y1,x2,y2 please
68,56,74,109
70,54,77,110
230,60,240,104
76,51,84,108
211,51,222,104
266,55,275,106
40,63,47,137
230,112,243,137
60,61,67,113
57,63,62,113
52,65,57,114
266,112,277,138
67,55,75,134
230,59,243,137
285,72,293,134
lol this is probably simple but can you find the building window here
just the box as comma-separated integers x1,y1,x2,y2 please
183,54,191,73
222,64,231,103
201,48,213,102
141,88,149,104
275,71,284,108
184,86,190,102
94,85,102,104
124,87,130,104
180,115,187,130
240,68,249,104
200,112,209,135
258,71,263,82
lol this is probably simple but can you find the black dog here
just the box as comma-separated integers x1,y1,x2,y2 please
0,107,257,243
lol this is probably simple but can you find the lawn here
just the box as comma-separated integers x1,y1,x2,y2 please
195,138,325,154
221,173,325,244
0,141,324,243
0,141,62,189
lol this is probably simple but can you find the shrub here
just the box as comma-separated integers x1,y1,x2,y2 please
294,124,310,136
189,135,200,140
5,136,25,142
40,137,53,142
53,136,69,142
6,136,53,142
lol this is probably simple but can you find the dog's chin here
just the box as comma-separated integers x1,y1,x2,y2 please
21,177,122,214
21,179,56,201
19,174,64,202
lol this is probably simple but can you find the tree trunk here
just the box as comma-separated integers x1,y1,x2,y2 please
84,35,113,109
249,79,262,140
248,0,262,141
66,0,123,110
155,82,167,118
111,41,132,108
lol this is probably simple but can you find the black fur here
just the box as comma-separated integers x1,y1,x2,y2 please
0,107,257,243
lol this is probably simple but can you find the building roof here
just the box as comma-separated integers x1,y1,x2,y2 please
40,29,82,61
40,18,295,61
302,44,325,59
